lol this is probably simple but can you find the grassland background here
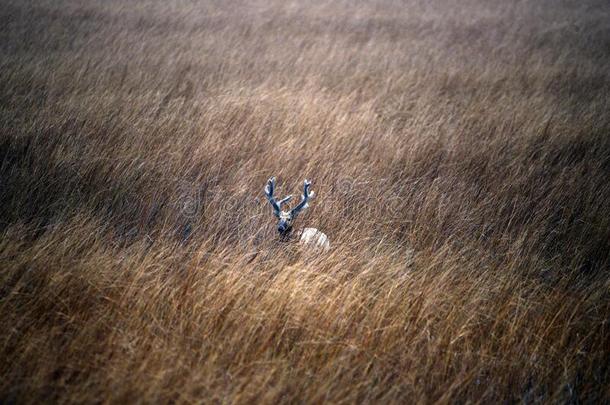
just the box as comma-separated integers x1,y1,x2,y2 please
1,0,609,403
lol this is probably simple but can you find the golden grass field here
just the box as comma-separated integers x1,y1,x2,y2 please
1,0,609,403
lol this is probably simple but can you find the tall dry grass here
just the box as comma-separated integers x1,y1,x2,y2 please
1,0,609,403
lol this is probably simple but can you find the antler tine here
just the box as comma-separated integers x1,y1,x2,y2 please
264,177,280,217
290,179,314,217
264,177,292,217
278,195,293,205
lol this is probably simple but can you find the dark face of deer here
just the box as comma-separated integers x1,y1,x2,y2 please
277,211,294,235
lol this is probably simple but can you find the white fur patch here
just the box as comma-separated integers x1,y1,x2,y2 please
299,228,330,251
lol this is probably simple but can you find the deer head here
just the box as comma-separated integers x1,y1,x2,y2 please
264,177,314,236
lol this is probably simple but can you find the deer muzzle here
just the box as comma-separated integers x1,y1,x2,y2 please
278,220,291,235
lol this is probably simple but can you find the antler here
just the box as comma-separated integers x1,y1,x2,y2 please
264,177,292,218
290,179,314,218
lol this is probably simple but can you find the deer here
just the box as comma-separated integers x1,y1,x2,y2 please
264,177,330,251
